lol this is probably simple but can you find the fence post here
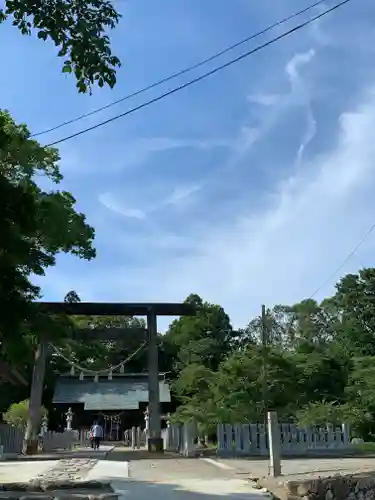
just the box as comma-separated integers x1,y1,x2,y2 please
131,426,137,449
267,411,281,477
136,427,141,450
342,422,350,445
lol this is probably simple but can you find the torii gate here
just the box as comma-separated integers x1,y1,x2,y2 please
24,302,195,454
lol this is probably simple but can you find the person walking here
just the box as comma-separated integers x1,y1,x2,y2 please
90,421,103,450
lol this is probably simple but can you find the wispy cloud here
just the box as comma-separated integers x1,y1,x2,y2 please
98,182,202,220
165,185,202,205
104,88,375,327
247,94,282,106
24,0,375,332
116,137,232,171
215,47,317,182
98,192,147,220
286,50,317,166
296,105,317,166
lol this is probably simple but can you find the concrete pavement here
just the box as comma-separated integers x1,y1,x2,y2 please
110,455,271,500
0,448,272,500
0,460,58,482
209,456,375,480
1,444,115,461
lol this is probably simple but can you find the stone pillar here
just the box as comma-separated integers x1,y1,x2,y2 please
136,426,141,450
131,426,136,449
41,414,48,434
66,408,73,431
267,411,281,477
23,337,47,455
144,406,150,437
147,308,163,452
342,422,350,445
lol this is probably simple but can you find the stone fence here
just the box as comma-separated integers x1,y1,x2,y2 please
0,424,79,456
162,422,199,456
217,422,352,456
123,427,146,449
0,424,23,454
41,429,77,452
122,423,198,456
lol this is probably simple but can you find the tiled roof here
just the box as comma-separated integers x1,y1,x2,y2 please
53,378,171,410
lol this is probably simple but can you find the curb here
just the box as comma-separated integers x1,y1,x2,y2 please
0,446,115,462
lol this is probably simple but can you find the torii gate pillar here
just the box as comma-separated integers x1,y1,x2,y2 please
147,308,162,452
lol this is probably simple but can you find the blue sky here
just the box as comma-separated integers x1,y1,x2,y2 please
2,0,375,330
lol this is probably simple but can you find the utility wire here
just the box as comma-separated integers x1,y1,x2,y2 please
45,0,352,148
310,222,375,299
33,0,327,138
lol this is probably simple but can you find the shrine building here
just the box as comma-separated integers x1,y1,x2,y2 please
52,372,172,440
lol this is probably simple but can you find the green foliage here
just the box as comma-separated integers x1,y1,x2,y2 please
296,401,347,427
53,314,148,373
161,277,375,441
0,0,121,92
332,269,375,356
0,110,95,360
165,294,233,371
3,399,47,428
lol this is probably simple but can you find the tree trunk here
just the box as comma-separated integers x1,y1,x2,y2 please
22,337,47,454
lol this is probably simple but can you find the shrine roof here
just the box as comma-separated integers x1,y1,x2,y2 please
36,301,196,317
53,376,171,410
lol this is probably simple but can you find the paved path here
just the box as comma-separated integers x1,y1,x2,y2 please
103,448,270,500
213,457,375,480
1,444,114,462
0,460,57,483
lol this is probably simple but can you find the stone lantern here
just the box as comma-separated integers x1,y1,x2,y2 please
65,407,73,431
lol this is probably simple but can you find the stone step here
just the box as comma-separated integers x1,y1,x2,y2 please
0,491,117,500
0,481,111,492
0,481,117,500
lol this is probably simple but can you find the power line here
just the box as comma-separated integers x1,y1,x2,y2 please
310,222,375,299
33,0,327,138
45,0,352,148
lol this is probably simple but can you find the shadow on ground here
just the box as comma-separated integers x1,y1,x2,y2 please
215,453,375,460
107,477,265,500
105,449,216,461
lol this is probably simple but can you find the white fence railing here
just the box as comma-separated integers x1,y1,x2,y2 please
124,427,146,449
41,430,77,452
0,425,79,455
122,423,197,456
0,424,24,454
77,429,91,448
217,422,352,456
162,422,198,456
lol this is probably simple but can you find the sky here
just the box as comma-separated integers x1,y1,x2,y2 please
1,0,375,331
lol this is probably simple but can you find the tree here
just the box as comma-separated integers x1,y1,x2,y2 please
292,350,348,407
0,111,96,452
59,315,148,373
233,306,288,350
172,364,216,430
0,110,95,352
328,269,375,356
165,294,234,371
1,0,121,92
4,399,47,429
212,346,299,423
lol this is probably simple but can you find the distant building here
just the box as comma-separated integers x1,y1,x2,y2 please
52,373,171,439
